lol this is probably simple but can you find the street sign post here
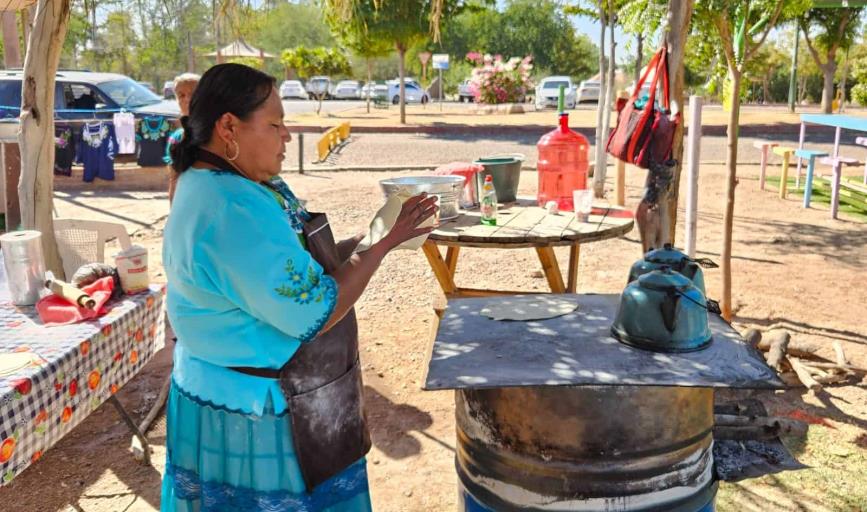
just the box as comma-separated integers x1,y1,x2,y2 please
432,54,449,111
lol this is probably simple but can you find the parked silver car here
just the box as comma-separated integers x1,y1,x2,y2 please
535,76,576,109
458,79,474,102
280,80,307,99
387,80,429,104
332,80,362,100
305,76,331,99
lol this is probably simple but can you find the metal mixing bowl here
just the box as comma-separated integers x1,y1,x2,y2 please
379,176,466,220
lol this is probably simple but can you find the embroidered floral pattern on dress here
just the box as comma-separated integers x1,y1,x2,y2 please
55,130,70,149
275,260,334,306
82,122,109,148
140,116,171,141
268,176,312,235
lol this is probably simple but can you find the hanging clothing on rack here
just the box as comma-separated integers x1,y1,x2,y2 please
113,112,137,154
137,116,172,167
78,121,118,182
54,126,74,176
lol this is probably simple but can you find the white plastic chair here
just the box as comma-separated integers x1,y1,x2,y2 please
53,219,132,279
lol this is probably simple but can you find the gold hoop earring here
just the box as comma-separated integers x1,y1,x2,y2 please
225,140,240,161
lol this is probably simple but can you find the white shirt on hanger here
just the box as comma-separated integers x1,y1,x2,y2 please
113,112,136,154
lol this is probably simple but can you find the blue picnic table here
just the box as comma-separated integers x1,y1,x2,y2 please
796,114,867,218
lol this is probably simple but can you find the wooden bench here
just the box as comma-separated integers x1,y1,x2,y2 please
772,146,795,199
315,123,351,162
753,140,778,190
794,149,829,208
820,155,861,219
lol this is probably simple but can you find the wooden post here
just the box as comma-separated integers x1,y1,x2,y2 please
17,0,70,278
684,95,702,258
1,12,21,68
593,0,616,199
615,158,625,206
593,1,607,197
663,0,694,246
3,143,21,231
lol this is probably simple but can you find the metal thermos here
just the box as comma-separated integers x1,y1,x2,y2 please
0,230,46,305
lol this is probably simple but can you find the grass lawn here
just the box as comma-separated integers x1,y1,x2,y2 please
764,176,867,223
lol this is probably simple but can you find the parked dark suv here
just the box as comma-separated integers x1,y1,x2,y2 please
0,70,180,120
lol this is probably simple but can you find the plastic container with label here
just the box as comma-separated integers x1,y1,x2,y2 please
115,245,149,294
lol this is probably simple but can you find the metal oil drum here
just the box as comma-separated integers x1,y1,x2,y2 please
456,385,717,512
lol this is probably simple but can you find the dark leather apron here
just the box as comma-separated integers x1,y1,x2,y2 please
195,150,371,492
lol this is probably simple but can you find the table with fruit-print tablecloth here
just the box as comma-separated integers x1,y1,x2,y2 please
0,281,166,484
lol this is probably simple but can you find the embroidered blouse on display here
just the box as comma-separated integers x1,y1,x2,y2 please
78,121,118,182
54,126,74,176
137,116,172,167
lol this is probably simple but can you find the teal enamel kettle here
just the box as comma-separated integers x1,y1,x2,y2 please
627,243,717,294
611,266,713,352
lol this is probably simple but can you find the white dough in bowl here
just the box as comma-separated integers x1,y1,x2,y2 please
480,295,579,321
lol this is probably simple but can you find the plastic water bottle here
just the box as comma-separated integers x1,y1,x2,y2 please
536,85,589,211
480,175,498,226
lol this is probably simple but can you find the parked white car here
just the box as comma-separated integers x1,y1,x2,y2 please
279,80,307,100
535,76,577,109
626,80,652,100
575,80,601,104
458,79,474,102
332,80,362,100
305,76,332,99
387,80,429,104
361,82,388,100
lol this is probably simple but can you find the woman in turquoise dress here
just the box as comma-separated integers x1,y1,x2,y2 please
161,63,438,511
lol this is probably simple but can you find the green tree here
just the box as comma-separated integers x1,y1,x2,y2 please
102,11,137,76
439,1,597,78
325,5,393,113
693,0,809,320
248,1,337,79
799,7,863,113
281,45,350,113
325,0,468,124
851,38,867,106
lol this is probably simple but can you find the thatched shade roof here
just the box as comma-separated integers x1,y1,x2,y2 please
205,39,275,59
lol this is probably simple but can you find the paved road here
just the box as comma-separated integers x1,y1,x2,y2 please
281,99,366,115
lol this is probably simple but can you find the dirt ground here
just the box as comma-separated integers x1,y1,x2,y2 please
1,161,866,512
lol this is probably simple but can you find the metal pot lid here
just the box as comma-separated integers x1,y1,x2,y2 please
637,266,692,290
645,243,689,266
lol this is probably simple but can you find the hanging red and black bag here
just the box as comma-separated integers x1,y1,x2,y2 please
606,47,678,169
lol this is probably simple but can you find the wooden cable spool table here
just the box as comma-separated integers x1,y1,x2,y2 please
422,198,634,298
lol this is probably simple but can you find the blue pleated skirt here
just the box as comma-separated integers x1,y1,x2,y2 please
161,381,373,512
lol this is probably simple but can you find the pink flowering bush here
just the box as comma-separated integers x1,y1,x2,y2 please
467,54,533,105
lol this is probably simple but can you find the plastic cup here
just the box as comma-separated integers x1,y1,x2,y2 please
572,189,594,222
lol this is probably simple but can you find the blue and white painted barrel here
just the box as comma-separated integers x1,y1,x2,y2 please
455,385,717,512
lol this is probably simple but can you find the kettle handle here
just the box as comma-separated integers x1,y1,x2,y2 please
660,290,680,333
690,257,719,269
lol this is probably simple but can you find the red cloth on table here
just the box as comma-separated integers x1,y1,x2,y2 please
434,162,483,202
35,276,115,326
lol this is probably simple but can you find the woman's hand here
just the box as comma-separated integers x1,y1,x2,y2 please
381,193,439,251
